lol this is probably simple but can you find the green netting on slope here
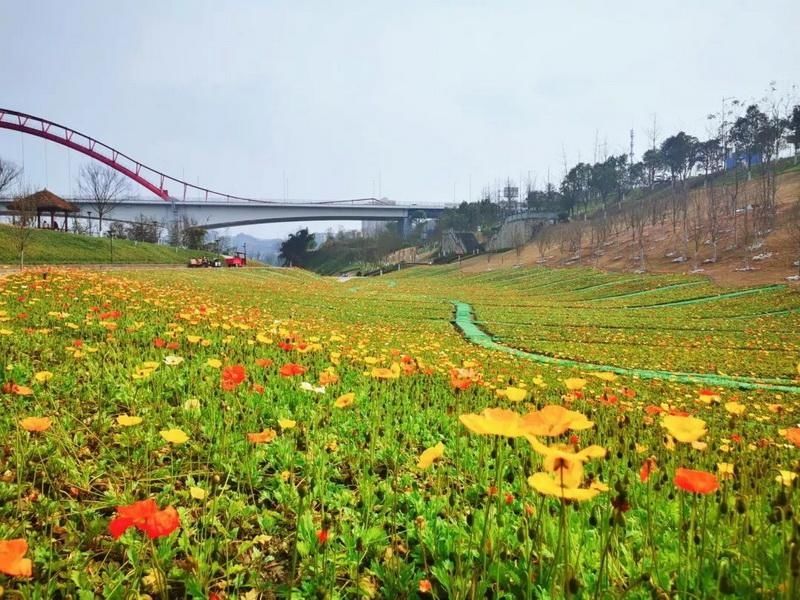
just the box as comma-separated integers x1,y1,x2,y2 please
628,284,785,309
452,301,800,394
585,280,706,302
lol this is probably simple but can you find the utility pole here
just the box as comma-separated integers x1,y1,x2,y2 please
629,129,635,164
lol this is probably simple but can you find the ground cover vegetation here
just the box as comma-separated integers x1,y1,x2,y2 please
0,224,214,266
1,266,799,598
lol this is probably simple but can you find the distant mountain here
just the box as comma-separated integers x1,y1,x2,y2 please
230,233,283,264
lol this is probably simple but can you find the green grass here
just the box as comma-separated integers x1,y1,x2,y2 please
0,224,210,265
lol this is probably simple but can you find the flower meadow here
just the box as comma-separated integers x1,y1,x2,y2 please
1,266,799,599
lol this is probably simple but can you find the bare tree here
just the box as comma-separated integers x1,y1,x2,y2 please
568,219,585,263
511,222,529,266
9,189,37,268
78,164,128,233
705,182,722,263
688,190,706,270
0,158,22,198
534,226,552,263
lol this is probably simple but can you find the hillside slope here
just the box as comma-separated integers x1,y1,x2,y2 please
0,225,208,265
460,167,800,286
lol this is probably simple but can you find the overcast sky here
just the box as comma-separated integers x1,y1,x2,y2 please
1,1,798,238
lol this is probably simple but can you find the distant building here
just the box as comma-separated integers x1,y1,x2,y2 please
725,152,762,170
441,229,483,256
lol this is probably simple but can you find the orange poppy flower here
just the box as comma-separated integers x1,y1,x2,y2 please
279,363,306,377
247,428,278,444
783,428,800,448
255,358,273,368
221,364,246,391
0,538,32,577
20,416,52,432
674,468,719,494
12,384,34,396
108,499,180,539
319,371,339,386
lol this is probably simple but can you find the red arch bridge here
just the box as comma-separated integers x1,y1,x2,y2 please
0,108,443,230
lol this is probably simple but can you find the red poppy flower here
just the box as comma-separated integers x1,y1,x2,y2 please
640,457,657,483
108,499,180,539
166,341,180,350
419,579,432,593
73,339,83,348
278,341,295,352
674,468,719,495
279,363,306,377
153,337,166,348
644,405,664,415
316,529,330,545
668,408,690,417
600,394,618,406
221,365,247,391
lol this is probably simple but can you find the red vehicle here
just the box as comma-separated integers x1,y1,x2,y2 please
225,250,247,267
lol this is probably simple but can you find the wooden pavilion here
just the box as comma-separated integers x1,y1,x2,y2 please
7,189,79,231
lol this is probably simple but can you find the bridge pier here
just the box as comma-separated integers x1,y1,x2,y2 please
398,216,413,239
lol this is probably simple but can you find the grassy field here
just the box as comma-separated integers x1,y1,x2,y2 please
1,265,799,598
0,225,209,265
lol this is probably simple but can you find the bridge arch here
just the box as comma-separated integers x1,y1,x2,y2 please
0,108,273,203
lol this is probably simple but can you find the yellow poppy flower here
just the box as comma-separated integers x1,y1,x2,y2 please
160,428,189,444
724,401,746,416
591,372,617,382
334,392,355,408
459,408,527,437
370,364,401,379
661,415,707,443
496,386,527,402
278,418,296,430
717,462,734,480
527,472,606,501
189,487,207,500
563,378,587,391
206,358,223,369
117,415,143,427
34,371,54,383
776,470,797,486
520,405,594,436
417,442,445,469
